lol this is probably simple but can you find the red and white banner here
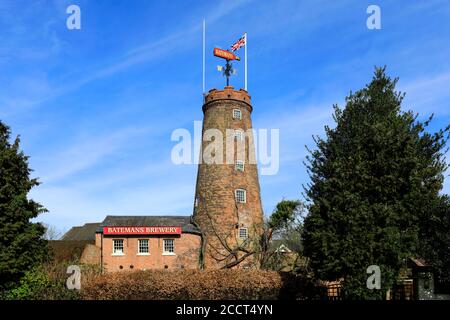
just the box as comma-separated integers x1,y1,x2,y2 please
213,48,240,61
103,226,182,235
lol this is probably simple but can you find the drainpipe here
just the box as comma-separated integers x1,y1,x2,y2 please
101,233,104,273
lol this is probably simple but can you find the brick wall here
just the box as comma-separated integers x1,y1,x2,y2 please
100,233,201,272
80,244,101,265
193,87,264,269
49,240,94,262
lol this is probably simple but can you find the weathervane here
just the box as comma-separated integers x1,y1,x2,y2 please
203,27,247,91
213,48,240,86
212,34,247,87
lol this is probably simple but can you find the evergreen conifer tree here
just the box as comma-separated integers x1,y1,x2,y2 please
302,67,450,299
0,121,49,291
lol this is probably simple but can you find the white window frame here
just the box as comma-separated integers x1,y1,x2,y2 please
234,130,244,142
137,239,150,255
238,227,248,239
235,189,246,203
112,239,124,256
235,160,245,172
233,109,242,120
162,239,175,255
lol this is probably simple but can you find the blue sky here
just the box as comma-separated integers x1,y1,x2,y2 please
1,0,449,232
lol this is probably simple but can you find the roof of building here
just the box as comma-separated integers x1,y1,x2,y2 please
274,244,292,253
61,223,101,241
408,257,432,271
269,239,293,252
97,215,201,234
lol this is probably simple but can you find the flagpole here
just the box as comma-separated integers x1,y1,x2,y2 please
202,19,206,95
244,32,247,91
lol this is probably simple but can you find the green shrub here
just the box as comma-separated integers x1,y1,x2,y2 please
6,265,79,300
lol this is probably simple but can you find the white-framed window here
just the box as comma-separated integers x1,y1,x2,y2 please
163,239,175,255
235,189,246,203
138,239,149,255
238,227,248,239
234,130,244,141
233,109,242,120
235,160,245,172
112,239,124,255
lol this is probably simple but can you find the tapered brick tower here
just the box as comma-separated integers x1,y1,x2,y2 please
193,86,264,269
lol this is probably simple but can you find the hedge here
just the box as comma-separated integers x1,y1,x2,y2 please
80,269,322,300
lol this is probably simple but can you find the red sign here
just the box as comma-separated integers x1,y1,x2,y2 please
103,226,182,235
213,48,240,61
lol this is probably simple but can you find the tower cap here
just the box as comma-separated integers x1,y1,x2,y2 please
204,86,251,107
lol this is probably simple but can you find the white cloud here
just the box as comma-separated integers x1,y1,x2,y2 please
1,0,252,116
31,179,195,231
400,70,450,116
31,126,154,183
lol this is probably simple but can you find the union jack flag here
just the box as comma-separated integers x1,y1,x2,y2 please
230,34,246,51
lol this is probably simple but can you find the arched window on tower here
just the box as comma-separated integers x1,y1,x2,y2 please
235,189,246,203
234,129,244,141
235,160,245,172
233,109,242,120
238,227,248,239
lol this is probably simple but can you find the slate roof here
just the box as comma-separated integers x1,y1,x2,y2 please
61,223,101,241
97,215,201,234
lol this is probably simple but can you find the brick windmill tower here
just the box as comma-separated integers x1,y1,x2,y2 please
193,42,264,269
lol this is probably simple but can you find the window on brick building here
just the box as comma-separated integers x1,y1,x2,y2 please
113,239,124,255
138,239,149,254
238,227,248,239
163,239,175,254
235,189,246,203
234,130,244,141
233,109,242,120
235,160,244,172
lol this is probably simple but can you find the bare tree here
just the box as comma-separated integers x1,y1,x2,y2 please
42,223,64,240
195,187,265,269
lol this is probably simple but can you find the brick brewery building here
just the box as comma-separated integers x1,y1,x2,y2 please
63,86,264,272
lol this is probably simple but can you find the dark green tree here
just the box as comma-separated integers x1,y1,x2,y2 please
302,67,450,299
268,199,302,231
0,120,49,292
269,199,304,252
260,199,305,270
418,194,450,290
